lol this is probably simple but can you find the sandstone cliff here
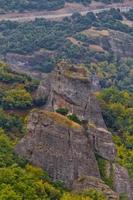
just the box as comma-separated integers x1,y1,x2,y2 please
16,65,133,200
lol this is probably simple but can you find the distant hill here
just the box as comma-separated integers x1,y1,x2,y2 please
0,0,124,13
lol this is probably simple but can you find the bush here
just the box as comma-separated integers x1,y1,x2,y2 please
56,108,69,116
68,114,81,124
1,89,33,109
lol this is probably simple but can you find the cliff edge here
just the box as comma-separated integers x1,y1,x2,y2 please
16,64,133,199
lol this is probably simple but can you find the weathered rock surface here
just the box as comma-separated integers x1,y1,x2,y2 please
84,28,133,58
38,64,107,128
113,164,133,200
72,176,119,200
16,110,100,187
36,65,116,161
109,30,133,57
16,65,133,199
89,126,116,161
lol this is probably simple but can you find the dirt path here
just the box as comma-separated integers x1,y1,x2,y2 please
0,1,133,22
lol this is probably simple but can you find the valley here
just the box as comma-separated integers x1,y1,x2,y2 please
0,1,133,200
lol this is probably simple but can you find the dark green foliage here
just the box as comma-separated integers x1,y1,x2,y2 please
92,59,133,92
125,9,133,21
0,0,124,12
68,114,81,124
56,108,69,116
0,9,132,69
97,88,133,180
97,87,133,133
97,8,123,21
0,109,23,133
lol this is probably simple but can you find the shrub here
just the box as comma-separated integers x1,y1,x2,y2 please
1,88,33,109
68,114,81,124
56,108,69,116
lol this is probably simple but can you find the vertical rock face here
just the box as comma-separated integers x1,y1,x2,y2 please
72,176,119,200
43,65,107,128
114,164,133,200
16,110,100,187
89,127,116,161
16,65,133,199
38,65,116,161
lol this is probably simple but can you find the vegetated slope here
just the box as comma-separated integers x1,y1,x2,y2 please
0,0,124,12
0,8,133,72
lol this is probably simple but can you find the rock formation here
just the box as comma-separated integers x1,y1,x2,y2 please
16,110,100,187
72,176,119,200
16,64,133,199
114,164,133,200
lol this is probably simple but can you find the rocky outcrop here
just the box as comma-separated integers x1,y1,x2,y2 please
38,64,107,128
5,49,55,76
36,64,116,161
89,126,116,161
84,28,133,58
16,64,133,199
109,30,133,57
113,164,133,200
72,176,119,200
16,110,100,187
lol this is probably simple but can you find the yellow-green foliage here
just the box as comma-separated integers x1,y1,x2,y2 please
2,88,33,109
0,129,61,200
113,135,133,180
0,165,62,200
61,193,92,200
61,189,107,200
0,62,39,110
98,87,133,180
0,128,107,200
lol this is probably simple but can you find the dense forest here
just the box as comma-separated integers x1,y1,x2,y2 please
0,8,132,72
0,7,133,200
0,0,123,12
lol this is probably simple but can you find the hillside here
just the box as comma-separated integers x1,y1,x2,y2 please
0,0,126,13
0,6,133,200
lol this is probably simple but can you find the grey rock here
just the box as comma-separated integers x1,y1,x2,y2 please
72,176,119,200
113,164,133,200
16,65,133,199
16,110,100,187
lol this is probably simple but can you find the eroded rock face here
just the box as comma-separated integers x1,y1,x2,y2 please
16,110,100,187
36,65,116,161
38,65,106,128
72,176,119,200
89,127,116,161
16,65,133,199
114,164,133,200
109,30,133,57
94,29,133,58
